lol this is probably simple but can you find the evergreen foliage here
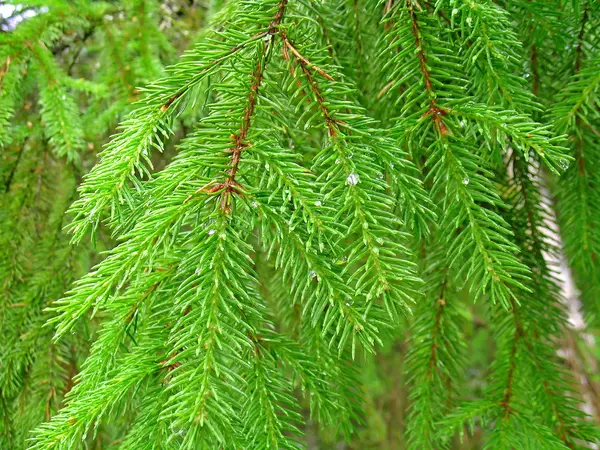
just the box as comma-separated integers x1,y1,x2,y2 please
2,0,600,448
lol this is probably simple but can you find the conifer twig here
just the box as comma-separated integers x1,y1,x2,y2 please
281,33,334,81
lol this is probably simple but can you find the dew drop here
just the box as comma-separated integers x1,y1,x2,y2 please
346,173,360,186
452,8,458,15
314,200,322,207
336,255,348,265
462,178,470,185
208,229,216,236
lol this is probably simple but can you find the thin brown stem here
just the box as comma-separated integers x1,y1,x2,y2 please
282,34,334,81
500,303,522,418
219,0,289,213
575,5,588,73
407,0,449,136
282,37,338,137
531,44,540,97
304,66,337,137
426,278,448,378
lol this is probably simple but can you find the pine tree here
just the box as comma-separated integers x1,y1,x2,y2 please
2,0,600,448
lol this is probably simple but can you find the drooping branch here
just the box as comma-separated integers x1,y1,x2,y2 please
407,0,448,135
219,0,288,213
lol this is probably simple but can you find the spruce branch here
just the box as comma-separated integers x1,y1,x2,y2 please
281,20,423,322
550,4,600,326
4,1,600,448
390,1,531,307
66,15,274,242
405,264,465,450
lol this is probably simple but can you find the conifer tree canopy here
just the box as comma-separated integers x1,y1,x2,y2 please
2,0,600,448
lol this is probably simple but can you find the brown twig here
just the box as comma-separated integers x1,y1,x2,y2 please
426,278,448,378
219,0,289,213
282,38,338,137
281,33,334,81
575,5,589,74
573,4,590,177
407,0,449,136
0,55,13,93
531,44,540,97
499,300,523,418
500,330,521,417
